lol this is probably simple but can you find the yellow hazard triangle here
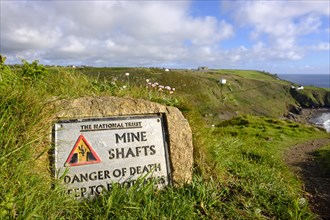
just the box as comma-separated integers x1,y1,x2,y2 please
65,135,101,167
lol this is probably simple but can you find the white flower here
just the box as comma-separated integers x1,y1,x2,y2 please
158,85,164,89
125,72,130,76
122,85,127,89
165,86,171,90
172,88,176,91
146,79,150,83
298,198,306,207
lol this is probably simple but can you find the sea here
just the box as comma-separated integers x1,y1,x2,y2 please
309,110,330,133
278,74,330,132
278,74,330,89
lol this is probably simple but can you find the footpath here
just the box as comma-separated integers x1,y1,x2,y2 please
284,138,330,219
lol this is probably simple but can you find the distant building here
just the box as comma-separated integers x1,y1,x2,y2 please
291,85,304,90
197,66,208,71
219,79,227,84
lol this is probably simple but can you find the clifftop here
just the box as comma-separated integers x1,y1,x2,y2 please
78,67,330,123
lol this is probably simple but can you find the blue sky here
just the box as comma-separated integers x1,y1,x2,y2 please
1,0,329,74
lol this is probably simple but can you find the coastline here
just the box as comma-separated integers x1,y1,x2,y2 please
287,108,330,132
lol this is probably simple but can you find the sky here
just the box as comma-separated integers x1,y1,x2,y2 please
1,0,329,75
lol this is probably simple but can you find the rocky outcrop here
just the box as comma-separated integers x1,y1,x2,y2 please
49,96,193,185
290,88,330,108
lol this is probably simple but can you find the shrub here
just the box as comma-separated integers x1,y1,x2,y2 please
21,59,48,82
0,55,18,87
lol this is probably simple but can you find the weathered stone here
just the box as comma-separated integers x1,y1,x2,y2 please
50,96,193,185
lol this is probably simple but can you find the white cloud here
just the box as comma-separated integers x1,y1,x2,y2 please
1,1,235,67
232,1,329,61
59,37,86,53
0,0,328,73
313,42,330,51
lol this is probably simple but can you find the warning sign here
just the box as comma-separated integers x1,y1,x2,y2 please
65,135,101,167
53,115,171,198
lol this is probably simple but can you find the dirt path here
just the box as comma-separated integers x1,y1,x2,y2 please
284,137,330,219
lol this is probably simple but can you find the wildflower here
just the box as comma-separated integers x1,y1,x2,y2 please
158,85,164,92
298,198,306,207
169,91,173,94
146,79,150,83
172,88,176,91
122,85,127,89
165,86,171,91
125,72,130,76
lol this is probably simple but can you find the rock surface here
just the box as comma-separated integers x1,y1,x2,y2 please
50,96,193,185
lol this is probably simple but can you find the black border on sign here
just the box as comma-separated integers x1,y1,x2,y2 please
52,114,173,186
159,113,172,186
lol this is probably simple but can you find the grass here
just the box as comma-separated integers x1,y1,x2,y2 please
215,69,279,81
289,87,330,108
1,62,329,219
80,68,298,122
195,116,325,219
315,143,330,176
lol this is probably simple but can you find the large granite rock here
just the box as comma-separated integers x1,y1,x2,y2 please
50,96,193,185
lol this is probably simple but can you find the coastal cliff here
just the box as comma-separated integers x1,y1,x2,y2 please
290,87,330,108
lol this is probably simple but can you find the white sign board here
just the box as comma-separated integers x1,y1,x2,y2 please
53,115,171,198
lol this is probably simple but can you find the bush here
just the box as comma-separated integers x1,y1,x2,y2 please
21,59,48,82
0,55,18,87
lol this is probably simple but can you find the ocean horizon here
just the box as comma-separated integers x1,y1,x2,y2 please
278,74,330,89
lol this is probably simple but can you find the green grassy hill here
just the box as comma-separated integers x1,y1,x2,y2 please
1,61,329,219
79,67,329,122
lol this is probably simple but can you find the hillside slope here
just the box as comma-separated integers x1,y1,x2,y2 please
2,62,329,219
79,67,330,123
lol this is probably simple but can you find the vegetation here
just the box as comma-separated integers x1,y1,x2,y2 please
20,59,48,82
290,87,330,108
315,143,330,176
1,59,329,219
